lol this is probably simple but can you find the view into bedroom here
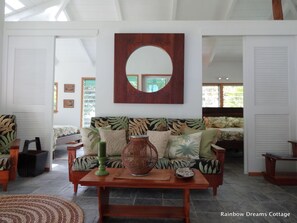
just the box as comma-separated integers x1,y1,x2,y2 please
52,37,96,167
202,36,244,166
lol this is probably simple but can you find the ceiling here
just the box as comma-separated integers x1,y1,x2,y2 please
5,0,297,77
5,0,297,21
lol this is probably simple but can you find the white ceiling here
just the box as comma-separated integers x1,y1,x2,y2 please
5,0,297,79
5,0,297,21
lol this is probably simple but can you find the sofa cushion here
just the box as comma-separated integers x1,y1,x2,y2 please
204,117,227,128
0,154,11,170
128,118,167,136
167,118,205,136
167,132,202,159
72,155,98,171
80,127,101,155
182,127,219,160
91,116,129,130
193,158,221,174
99,128,127,156
0,115,17,155
147,130,171,158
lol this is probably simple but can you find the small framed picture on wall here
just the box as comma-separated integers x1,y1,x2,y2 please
63,99,74,108
64,84,75,93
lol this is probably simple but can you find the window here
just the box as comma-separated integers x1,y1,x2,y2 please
81,78,96,127
202,84,243,107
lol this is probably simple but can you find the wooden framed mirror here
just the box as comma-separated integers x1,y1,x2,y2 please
114,33,184,104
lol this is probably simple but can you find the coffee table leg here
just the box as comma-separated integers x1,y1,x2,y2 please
97,187,109,223
183,189,190,223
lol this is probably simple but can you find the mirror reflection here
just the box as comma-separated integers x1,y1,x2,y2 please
126,46,173,93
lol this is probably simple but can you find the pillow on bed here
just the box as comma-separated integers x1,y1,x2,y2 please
99,128,127,156
204,117,227,128
226,117,242,128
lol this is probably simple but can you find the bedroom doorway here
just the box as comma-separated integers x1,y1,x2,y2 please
202,36,244,167
52,37,96,163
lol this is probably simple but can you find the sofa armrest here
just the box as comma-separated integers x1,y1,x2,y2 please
9,139,20,180
67,142,83,181
211,144,225,173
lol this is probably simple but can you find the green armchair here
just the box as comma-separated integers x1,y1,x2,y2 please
0,115,20,191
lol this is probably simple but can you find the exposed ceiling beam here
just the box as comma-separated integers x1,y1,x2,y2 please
5,3,14,11
222,0,237,19
272,0,283,20
170,0,178,20
5,0,61,21
55,0,72,20
203,38,217,67
284,0,297,19
114,0,123,20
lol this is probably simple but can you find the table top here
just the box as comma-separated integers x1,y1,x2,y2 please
79,168,209,190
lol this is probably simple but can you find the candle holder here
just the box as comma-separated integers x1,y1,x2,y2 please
95,157,109,176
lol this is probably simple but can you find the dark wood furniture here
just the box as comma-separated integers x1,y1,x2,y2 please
79,168,209,223
202,107,244,152
114,33,184,104
67,143,225,196
262,141,297,185
202,107,243,118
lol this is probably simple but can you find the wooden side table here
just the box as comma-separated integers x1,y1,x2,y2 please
262,141,297,185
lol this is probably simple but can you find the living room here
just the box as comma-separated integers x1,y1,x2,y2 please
1,1,297,222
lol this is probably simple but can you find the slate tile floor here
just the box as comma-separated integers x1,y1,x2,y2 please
1,149,297,223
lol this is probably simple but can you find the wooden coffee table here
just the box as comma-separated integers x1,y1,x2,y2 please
79,168,209,223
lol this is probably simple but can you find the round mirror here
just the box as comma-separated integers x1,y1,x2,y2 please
126,46,173,93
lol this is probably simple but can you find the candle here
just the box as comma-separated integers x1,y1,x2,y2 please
99,141,106,157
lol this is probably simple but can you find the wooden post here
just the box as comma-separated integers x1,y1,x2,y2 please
272,0,283,20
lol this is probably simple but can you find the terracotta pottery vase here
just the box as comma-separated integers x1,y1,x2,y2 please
121,135,158,176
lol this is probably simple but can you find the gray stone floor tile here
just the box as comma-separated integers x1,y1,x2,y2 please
1,149,297,223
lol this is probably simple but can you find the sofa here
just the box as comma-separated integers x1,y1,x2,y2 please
0,114,20,191
67,116,225,195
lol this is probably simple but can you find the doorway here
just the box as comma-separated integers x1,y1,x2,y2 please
202,36,244,167
52,37,96,163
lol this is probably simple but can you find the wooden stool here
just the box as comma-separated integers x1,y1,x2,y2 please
262,141,297,185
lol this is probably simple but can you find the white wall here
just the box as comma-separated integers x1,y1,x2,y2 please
0,1,3,112
96,22,202,118
54,38,96,127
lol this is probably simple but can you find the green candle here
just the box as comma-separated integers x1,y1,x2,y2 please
99,141,106,157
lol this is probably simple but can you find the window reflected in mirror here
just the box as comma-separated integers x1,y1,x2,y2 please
126,46,173,93
142,75,171,93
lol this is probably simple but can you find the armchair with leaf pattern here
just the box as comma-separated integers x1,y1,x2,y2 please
0,115,20,191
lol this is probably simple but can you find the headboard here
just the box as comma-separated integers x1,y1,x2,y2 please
202,107,243,117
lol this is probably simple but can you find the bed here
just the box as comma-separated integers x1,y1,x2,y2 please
53,125,81,157
202,107,244,151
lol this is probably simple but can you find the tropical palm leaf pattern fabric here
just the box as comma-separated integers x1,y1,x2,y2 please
167,118,205,136
73,116,220,175
0,115,17,155
0,154,11,170
128,118,167,136
168,132,202,159
91,116,129,130
73,155,220,173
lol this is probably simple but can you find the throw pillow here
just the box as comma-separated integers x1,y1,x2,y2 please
99,128,127,156
182,127,220,159
167,132,202,159
80,127,100,155
147,130,171,158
